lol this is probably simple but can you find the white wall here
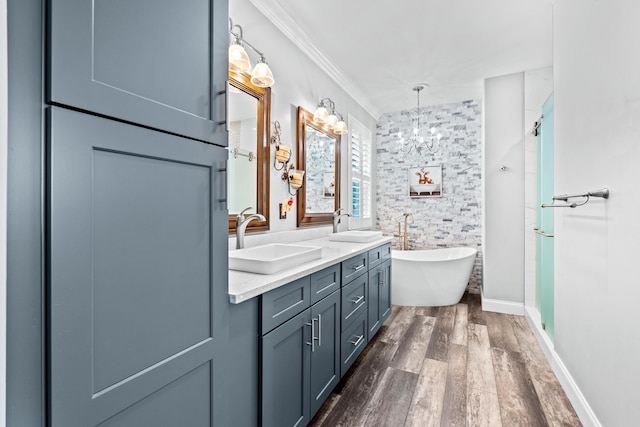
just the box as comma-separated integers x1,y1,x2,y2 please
483,72,525,307
0,0,7,422
230,0,377,235
553,0,640,424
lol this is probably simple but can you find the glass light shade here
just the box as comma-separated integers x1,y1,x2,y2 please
250,61,274,88
325,114,338,129
229,43,251,72
334,120,348,135
275,145,291,163
313,106,328,123
289,170,305,189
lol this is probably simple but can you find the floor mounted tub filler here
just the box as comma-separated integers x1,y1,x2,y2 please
391,247,477,306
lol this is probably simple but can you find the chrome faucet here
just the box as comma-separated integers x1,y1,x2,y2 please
235,207,266,249
332,208,351,233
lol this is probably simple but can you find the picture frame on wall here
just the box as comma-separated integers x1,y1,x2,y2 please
408,165,442,197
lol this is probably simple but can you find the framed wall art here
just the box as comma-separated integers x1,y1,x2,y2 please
408,165,442,197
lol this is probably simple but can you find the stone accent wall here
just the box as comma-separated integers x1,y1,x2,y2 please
376,100,483,293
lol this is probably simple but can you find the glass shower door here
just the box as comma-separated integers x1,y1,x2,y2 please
536,94,555,341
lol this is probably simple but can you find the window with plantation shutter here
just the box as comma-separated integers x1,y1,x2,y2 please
348,116,372,229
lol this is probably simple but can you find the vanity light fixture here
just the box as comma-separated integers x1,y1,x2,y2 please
313,98,347,133
333,113,348,135
397,85,442,154
229,18,275,88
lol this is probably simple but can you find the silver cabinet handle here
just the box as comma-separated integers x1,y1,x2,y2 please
218,162,228,210
349,335,365,347
316,314,322,347
353,264,365,272
306,317,316,352
216,80,229,131
351,295,364,304
533,228,554,238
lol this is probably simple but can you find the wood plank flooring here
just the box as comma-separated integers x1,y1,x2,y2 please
310,293,581,427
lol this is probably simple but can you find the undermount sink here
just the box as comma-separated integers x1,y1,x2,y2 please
229,243,322,275
328,230,383,243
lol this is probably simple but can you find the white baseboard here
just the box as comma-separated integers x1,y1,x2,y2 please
480,290,525,315
524,306,602,427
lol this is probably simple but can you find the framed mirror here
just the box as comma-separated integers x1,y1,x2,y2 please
296,107,341,227
227,72,270,234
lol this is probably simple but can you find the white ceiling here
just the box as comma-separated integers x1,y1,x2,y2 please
250,0,553,118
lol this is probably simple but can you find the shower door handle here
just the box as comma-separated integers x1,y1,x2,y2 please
534,228,554,238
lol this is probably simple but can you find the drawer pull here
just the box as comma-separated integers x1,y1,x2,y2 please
349,335,365,347
352,264,365,272
351,295,364,305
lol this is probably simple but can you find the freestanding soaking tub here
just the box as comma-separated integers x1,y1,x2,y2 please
391,247,477,306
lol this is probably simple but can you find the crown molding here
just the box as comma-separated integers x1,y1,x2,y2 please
249,0,382,119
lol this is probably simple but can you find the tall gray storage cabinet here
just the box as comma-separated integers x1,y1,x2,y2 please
47,1,229,425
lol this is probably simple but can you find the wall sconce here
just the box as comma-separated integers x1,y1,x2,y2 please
229,18,275,88
271,121,291,170
281,163,305,196
313,98,348,134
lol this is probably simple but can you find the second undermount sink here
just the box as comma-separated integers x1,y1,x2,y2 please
229,243,322,275
328,230,383,243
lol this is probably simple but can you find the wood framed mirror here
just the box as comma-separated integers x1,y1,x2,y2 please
296,106,341,227
227,72,270,234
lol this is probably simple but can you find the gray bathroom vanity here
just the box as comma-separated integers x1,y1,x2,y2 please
229,237,392,426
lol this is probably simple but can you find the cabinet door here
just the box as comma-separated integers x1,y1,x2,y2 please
310,290,341,417
262,309,312,427
48,0,228,144
380,259,392,323
368,259,392,340
48,107,228,426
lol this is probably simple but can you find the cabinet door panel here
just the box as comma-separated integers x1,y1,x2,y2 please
310,290,340,417
341,274,368,331
48,0,228,144
340,310,368,377
310,264,340,305
380,259,392,323
368,268,382,340
262,310,311,427
341,253,368,284
261,276,311,334
367,259,393,341
48,107,228,426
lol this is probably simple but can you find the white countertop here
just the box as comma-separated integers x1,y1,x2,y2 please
228,235,394,304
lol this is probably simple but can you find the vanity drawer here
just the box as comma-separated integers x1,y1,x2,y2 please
261,276,311,334
310,264,341,305
341,253,368,284
368,243,392,268
340,309,368,377
341,273,367,331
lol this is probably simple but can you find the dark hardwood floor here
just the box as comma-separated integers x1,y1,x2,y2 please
310,293,581,427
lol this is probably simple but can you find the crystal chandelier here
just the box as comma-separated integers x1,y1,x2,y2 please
397,85,442,154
